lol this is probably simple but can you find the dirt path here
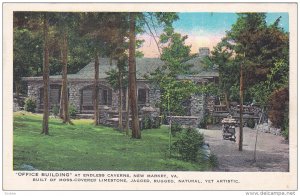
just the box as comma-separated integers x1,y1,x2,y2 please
199,127,289,172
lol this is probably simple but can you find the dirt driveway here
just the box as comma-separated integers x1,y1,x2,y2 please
199,127,289,172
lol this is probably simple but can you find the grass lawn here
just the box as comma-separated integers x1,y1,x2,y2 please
13,112,212,171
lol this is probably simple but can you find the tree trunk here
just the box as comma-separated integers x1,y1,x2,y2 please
59,88,63,119
94,51,100,125
239,63,244,151
128,12,141,139
224,91,230,111
42,13,49,135
61,31,71,124
118,68,123,130
125,87,129,135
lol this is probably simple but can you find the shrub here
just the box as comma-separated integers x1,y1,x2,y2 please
142,116,161,130
171,122,182,136
208,154,219,168
152,117,161,128
52,105,59,117
161,114,168,125
247,118,256,129
206,115,213,125
172,127,204,162
24,97,36,113
268,87,289,140
198,117,207,129
142,116,152,129
269,87,288,128
69,104,77,119
282,107,289,140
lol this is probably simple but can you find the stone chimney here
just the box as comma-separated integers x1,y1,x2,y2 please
199,47,210,57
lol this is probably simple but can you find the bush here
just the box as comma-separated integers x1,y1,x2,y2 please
206,115,213,125
142,116,152,129
172,127,204,162
152,117,161,129
268,87,289,140
69,104,77,119
142,116,161,130
268,87,288,128
208,154,218,168
171,122,182,136
247,118,256,129
161,114,168,125
282,107,289,140
24,97,36,113
198,117,207,129
52,105,59,117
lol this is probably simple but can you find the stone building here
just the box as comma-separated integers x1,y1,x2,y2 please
23,47,218,127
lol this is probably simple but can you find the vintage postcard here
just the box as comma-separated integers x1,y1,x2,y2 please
2,2,298,192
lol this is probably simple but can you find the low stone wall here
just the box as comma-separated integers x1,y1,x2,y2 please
167,116,200,128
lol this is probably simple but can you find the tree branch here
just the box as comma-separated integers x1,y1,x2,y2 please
143,17,162,56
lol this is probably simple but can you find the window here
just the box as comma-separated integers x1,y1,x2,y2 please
102,89,108,105
39,85,62,106
102,89,112,105
138,89,147,104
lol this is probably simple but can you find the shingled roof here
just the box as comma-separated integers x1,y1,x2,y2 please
23,56,218,81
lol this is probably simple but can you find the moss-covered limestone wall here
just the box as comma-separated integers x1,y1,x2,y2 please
26,80,162,113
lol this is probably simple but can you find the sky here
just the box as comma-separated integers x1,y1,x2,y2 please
139,12,289,58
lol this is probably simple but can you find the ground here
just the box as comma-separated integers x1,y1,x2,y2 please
200,126,289,172
13,112,211,171
13,112,289,172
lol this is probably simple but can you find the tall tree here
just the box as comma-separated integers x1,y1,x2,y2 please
80,13,129,125
150,27,196,116
55,13,79,124
41,12,50,135
80,13,109,125
105,14,128,131
94,50,100,125
106,57,128,131
13,12,44,98
206,39,239,109
215,13,289,148
129,12,141,138
128,12,179,139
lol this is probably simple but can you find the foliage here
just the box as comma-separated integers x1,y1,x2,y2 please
268,86,289,138
198,117,207,129
142,116,161,130
52,105,59,117
197,83,220,97
282,110,289,140
145,26,197,116
68,104,77,119
13,27,43,95
160,27,192,76
171,122,182,136
13,113,212,171
211,13,289,105
246,118,256,129
106,59,128,90
142,116,152,130
172,127,204,162
208,154,219,168
106,69,119,89
249,59,289,106
24,97,36,113
199,111,213,129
